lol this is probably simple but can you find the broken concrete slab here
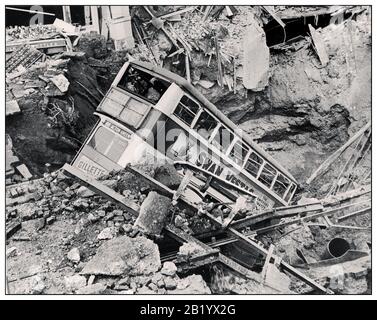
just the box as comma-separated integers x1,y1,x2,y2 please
76,186,96,198
76,283,107,294
6,100,21,116
53,18,77,34
264,264,292,293
160,261,177,277
6,246,19,258
67,247,81,263
50,74,70,93
16,164,33,180
177,242,203,258
153,164,182,189
134,191,171,236
65,274,87,292
21,218,45,234
97,227,118,240
81,235,161,276
308,24,329,67
242,22,270,91
169,275,211,294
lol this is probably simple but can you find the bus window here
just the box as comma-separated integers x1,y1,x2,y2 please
119,98,150,128
173,95,200,126
272,173,290,198
245,152,263,177
194,111,218,140
89,126,128,163
284,183,296,202
258,163,277,188
212,126,234,152
229,141,249,166
117,66,171,104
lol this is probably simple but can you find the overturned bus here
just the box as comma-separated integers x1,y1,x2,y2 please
71,60,298,211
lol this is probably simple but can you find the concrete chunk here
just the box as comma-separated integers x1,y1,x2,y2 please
81,235,161,276
242,22,270,91
134,191,171,236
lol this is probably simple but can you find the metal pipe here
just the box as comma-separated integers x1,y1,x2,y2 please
326,238,350,259
6,6,56,16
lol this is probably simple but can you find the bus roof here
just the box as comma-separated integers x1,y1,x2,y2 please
130,60,297,183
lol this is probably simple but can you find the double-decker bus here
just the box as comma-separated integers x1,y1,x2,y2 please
71,60,297,212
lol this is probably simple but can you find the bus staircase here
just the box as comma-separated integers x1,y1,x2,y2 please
62,162,368,294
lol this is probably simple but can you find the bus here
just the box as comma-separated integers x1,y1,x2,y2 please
71,60,298,212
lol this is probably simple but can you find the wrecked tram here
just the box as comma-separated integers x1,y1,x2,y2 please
72,60,298,211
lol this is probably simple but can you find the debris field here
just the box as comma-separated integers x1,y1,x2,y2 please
5,5,371,295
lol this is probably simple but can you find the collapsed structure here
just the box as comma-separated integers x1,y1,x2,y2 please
5,5,371,295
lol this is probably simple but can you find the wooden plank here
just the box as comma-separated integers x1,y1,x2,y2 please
100,6,112,40
6,38,67,54
84,6,91,26
124,165,174,198
62,164,140,216
173,170,193,203
16,164,32,180
201,6,213,21
228,227,332,294
263,6,286,29
62,6,72,23
337,206,371,222
260,244,275,284
6,6,55,16
306,121,371,184
215,36,223,87
90,6,100,34
204,210,332,294
185,54,191,83
308,24,329,66
253,200,370,235
6,221,21,239
165,225,269,286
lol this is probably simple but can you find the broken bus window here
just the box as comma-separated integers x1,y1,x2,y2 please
245,152,263,177
258,163,277,188
117,66,171,104
212,125,235,153
229,140,249,166
272,173,290,198
173,95,200,126
195,110,218,140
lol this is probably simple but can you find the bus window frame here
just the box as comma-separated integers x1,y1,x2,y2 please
283,182,297,203
258,162,277,189
210,124,235,154
229,139,250,167
194,109,219,140
173,93,202,127
171,96,295,204
164,85,297,205
99,86,154,130
88,124,129,164
115,64,172,106
272,172,291,198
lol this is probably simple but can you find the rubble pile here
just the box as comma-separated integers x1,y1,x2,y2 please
6,167,213,294
6,24,59,42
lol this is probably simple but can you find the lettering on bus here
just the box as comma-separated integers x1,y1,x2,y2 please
77,156,107,177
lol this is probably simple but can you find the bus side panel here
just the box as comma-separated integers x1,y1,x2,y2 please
73,145,123,178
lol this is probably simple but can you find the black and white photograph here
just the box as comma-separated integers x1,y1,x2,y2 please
4,3,372,299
